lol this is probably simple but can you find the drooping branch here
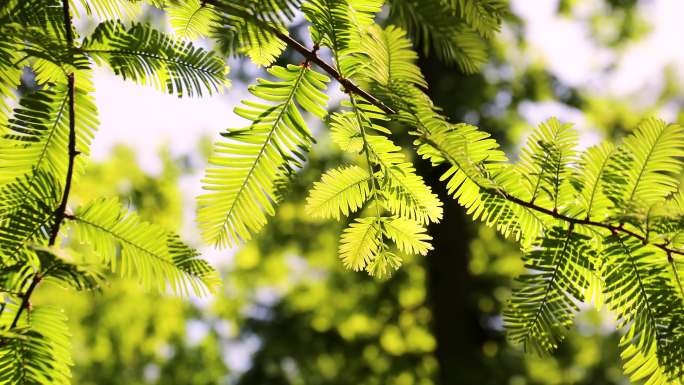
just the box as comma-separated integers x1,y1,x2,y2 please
262,21,684,260
419,135,684,259
269,28,396,115
196,1,684,259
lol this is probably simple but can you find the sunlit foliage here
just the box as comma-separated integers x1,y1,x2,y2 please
1,1,684,384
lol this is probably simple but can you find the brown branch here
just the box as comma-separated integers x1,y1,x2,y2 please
199,0,395,114
269,28,395,115
200,0,684,259
502,192,684,257
8,275,41,329
257,10,684,260
420,135,684,259
47,71,77,246
10,0,77,330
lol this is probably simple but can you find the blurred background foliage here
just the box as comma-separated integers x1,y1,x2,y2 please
26,0,684,384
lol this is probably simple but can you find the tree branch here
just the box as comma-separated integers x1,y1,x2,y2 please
258,9,684,261
199,0,395,114
10,0,77,330
269,28,396,115
419,136,684,259
199,0,684,260
48,73,77,245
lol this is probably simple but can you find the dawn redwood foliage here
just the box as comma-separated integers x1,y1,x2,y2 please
0,1,683,384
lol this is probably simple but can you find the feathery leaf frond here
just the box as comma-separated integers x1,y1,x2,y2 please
198,65,329,248
0,306,72,385
603,234,684,381
0,78,98,184
612,118,684,208
387,0,493,72
183,0,300,65
305,165,371,220
517,117,577,209
504,226,593,353
83,20,229,97
621,341,684,385
570,142,617,220
167,0,217,40
74,0,142,20
339,216,383,271
383,216,432,256
0,170,60,264
304,0,383,52
69,198,220,296
361,25,427,89
330,110,443,225
35,248,103,291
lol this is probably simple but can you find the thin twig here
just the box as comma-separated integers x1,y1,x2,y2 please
47,71,77,245
199,0,395,114
269,28,395,114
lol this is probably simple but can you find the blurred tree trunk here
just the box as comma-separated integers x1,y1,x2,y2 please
417,57,488,384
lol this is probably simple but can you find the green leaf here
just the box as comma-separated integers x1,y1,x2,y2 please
517,117,578,210
0,77,99,184
198,64,329,248
416,121,545,245
331,110,443,225
387,0,494,72
603,234,684,381
610,118,684,208
339,216,383,271
303,0,383,75
620,341,684,385
504,225,593,353
383,216,432,256
448,0,506,38
0,306,72,385
74,0,142,20
200,0,298,65
570,142,617,220
365,250,402,279
304,0,383,51
0,170,60,264
83,21,229,97
360,25,427,89
167,0,218,40
35,248,103,291
305,165,371,220
69,197,220,296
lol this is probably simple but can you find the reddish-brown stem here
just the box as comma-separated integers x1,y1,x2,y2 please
193,1,684,260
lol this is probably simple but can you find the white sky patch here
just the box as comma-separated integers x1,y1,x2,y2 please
606,0,684,101
511,0,614,88
518,100,602,151
512,0,684,109
90,67,244,174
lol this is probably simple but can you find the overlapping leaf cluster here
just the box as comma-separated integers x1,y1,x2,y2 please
0,1,223,382
4,0,684,384
184,1,684,383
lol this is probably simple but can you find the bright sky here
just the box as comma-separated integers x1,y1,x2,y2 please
512,0,684,121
